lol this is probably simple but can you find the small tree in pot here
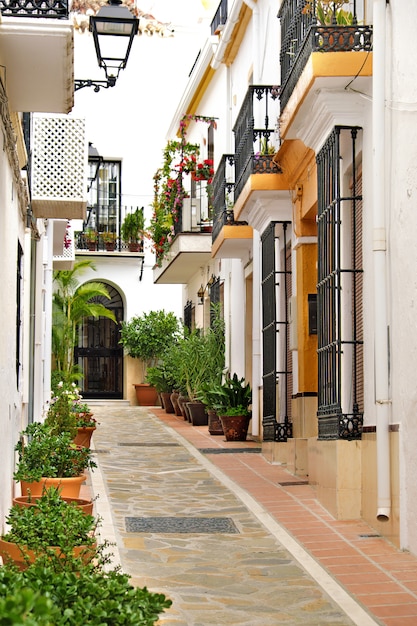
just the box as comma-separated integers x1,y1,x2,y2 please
119,310,183,405
121,207,145,251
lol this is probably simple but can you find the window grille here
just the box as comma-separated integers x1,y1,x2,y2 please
316,126,363,439
261,221,292,441
184,300,193,332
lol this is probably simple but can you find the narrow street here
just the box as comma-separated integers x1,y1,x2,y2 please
85,404,414,626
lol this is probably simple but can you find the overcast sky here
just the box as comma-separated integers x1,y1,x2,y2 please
137,0,216,27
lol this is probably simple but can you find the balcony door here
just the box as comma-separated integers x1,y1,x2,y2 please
75,284,123,399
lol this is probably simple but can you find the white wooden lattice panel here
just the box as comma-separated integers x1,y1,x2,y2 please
32,115,87,219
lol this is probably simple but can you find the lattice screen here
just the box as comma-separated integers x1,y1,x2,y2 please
53,220,75,270
31,115,87,219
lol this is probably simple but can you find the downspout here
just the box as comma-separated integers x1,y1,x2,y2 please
243,0,260,82
373,0,391,522
211,0,259,72
211,0,243,70
251,230,261,436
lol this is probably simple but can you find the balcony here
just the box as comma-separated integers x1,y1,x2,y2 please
211,154,252,259
74,205,144,256
210,86,290,245
153,185,213,285
210,0,227,36
278,0,372,133
0,0,73,113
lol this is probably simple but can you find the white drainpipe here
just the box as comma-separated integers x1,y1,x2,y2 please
251,230,261,436
373,0,391,522
211,0,243,70
243,0,260,82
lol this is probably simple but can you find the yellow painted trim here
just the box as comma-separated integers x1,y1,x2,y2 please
186,66,217,118
312,50,372,77
223,3,253,67
281,51,373,138
233,172,290,221
211,224,253,257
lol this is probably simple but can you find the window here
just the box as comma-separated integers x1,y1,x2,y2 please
316,126,363,439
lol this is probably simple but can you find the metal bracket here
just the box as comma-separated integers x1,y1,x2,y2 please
74,77,117,92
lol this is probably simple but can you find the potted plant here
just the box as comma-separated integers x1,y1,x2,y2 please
0,557,171,624
102,230,117,251
46,381,97,448
145,364,175,413
84,229,98,251
209,373,252,441
175,306,225,426
119,310,182,405
121,207,145,252
0,487,97,570
14,422,96,498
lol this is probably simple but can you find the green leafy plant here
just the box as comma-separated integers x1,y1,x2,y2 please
303,0,353,25
52,260,116,382
174,305,225,402
13,422,96,482
119,310,182,382
0,563,172,625
102,231,117,243
84,229,98,243
208,373,252,416
121,208,145,244
2,487,97,565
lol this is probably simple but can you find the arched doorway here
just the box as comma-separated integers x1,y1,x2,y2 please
74,284,124,399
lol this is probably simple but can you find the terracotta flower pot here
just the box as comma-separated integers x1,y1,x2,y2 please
160,392,174,413
208,409,223,435
187,401,208,426
170,391,182,416
219,414,251,441
134,383,159,406
73,426,96,448
20,474,86,499
0,537,96,570
12,495,93,516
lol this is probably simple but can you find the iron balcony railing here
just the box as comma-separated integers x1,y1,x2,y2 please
212,154,235,242
74,205,144,253
174,178,213,236
278,0,372,111
0,0,68,18
210,0,227,36
233,85,282,201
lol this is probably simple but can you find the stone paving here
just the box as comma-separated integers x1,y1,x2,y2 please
89,405,364,626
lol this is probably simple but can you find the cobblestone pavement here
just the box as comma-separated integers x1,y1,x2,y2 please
89,405,380,626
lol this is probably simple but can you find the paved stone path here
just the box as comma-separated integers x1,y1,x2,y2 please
89,406,368,625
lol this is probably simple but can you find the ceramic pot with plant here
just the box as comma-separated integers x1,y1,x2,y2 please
119,310,182,405
0,487,97,570
121,207,145,252
209,373,252,441
14,422,96,498
84,229,98,251
46,381,97,448
102,231,117,251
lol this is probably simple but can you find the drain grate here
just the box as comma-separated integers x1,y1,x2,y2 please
359,534,381,538
278,480,309,486
118,442,180,447
92,449,110,454
125,516,239,534
200,448,261,454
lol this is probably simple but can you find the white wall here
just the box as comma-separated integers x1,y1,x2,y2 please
387,0,417,554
